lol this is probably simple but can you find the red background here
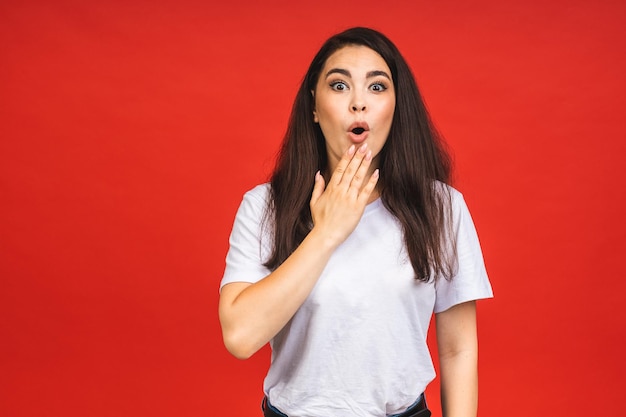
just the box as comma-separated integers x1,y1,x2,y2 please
1,1,625,415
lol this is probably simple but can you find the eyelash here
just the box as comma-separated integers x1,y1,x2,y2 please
370,82,387,92
328,80,389,92
329,81,348,91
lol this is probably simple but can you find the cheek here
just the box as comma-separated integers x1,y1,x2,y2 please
317,96,340,118
318,120,341,144
317,106,343,132
378,102,396,128
387,98,396,125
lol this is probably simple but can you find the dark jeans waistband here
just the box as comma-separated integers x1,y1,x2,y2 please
261,394,431,417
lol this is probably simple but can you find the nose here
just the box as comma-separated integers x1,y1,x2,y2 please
351,103,366,112
351,93,366,112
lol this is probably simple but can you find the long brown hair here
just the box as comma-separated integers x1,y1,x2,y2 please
264,27,455,282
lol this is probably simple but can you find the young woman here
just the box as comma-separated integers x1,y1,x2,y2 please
219,27,493,417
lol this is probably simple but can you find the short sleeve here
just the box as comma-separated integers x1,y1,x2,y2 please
220,184,272,291
434,189,493,313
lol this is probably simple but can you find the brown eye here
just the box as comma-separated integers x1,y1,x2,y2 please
370,83,387,92
330,81,348,91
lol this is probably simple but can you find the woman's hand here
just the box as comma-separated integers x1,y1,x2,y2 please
309,143,380,248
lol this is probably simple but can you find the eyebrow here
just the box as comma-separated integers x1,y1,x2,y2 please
325,68,391,80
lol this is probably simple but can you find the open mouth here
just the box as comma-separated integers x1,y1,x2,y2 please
351,127,365,135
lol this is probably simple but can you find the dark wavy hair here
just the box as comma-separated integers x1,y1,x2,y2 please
264,27,455,281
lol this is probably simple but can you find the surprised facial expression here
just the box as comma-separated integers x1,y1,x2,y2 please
313,45,396,174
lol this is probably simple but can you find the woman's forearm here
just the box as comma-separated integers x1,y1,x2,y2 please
439,347,478,417
218,228,338,359
436,301,479,417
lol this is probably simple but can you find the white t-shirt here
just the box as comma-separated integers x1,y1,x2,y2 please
221,183,493,417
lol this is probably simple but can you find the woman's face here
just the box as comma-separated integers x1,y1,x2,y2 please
313,45,396,174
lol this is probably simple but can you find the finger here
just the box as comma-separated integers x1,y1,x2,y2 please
310,171,325,207
348,143,370,173
347,148,373,193
334,143,369,189
329,145,356,186
357,169,380,204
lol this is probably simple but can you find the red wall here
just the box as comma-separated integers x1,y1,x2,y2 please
1,1,625,415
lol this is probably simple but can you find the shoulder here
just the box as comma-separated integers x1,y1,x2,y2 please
232,183,271,226
235,183,271,215
432,181,475,231
433,180,465,210
242,183,271,205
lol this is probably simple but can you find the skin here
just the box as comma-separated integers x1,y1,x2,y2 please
219,45,479,417
313,45,396,184
437,301,479,417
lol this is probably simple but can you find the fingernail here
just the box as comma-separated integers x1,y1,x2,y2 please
373,169,379,178
365,150,372,160
348,145,356,155
359,143,368,153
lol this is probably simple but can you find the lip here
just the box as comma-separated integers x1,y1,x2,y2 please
348,121,370,132
347,121,370,144
348,130,369,143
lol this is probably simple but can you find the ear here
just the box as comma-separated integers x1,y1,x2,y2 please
311,90,319,123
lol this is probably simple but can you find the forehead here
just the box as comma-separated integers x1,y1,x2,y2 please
321,45,391,75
